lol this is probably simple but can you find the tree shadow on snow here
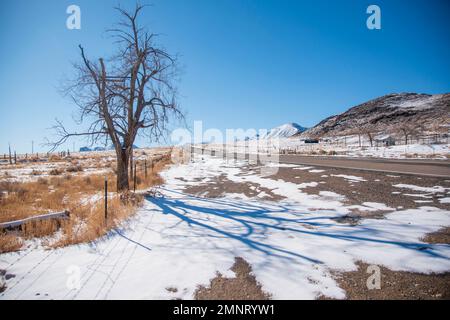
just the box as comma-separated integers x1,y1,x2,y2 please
144,188,448,264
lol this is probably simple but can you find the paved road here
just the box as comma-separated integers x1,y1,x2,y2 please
193,148,450,178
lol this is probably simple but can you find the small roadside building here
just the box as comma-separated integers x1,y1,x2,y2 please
375,134,396,147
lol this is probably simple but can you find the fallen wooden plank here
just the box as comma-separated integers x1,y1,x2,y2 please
0,211,70,230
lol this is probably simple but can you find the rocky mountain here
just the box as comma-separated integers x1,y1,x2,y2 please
262,123,307,139
301,93,450,138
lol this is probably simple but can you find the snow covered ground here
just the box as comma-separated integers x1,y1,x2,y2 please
1,156,450,300
202,138,450,160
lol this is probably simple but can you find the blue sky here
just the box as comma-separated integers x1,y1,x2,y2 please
0,0,449,153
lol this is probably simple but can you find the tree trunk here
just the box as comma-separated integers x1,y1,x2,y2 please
116,148,130,192
129,147,133,183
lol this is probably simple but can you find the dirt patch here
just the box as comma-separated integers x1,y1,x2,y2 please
0,269,6,293
332,208,389,226
332,215,365,226
184,174,285,201
263,166,450,211
422,227,450,244
182,162,449,225
324,261,450,300
195,257,271,300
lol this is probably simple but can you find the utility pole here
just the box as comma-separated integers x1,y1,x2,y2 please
31,140,34,154
8,143,12,165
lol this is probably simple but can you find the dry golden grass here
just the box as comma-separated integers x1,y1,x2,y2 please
0,233,23,254
0,153,171,253
52,194,140,247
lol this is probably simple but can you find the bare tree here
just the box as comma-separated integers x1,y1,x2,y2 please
430,115,450,143
347,128,362,147
361,125,377,147
48,4,182,191
397,122,424,145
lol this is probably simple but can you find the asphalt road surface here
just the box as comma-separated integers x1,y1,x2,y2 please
193,148,450,178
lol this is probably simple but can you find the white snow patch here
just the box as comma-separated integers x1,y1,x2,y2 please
394,184,448,194
293,166,314,171
331,174,367,182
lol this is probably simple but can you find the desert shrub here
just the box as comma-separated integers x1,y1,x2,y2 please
66,165,83,173
49,155,61,162
49,168,62,176
31,169,42,176
0,181,12,193
328,150,337,156
119,191,143,206
22,220,61,239
16,187,28,199
37,177,48,185
319,149,327,155
84,176,91,185
0,181,24,195
50,177,62,187
0,233,23,254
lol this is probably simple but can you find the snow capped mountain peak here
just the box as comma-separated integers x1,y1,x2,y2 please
263,123,307,139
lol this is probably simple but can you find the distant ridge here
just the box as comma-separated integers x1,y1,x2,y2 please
301,93,450,138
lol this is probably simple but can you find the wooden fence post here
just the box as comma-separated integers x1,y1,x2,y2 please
144,159,148,178
104,177,108,223
133,163,137,192
8,144,12,164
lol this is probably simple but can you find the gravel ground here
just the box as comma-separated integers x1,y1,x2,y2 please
422,227,450,244
180,163,450,300
323,262,450,300
195,257,271,300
